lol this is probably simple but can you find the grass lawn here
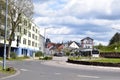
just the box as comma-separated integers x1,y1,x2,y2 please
90,58,120,63
69,56,120,63
0,66,16,74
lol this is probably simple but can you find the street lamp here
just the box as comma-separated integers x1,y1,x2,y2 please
3,0,8,70
43,27,56,55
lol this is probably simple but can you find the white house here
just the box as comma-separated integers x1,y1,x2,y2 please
81,37,99,57
81,37,94,49
69,41,80,49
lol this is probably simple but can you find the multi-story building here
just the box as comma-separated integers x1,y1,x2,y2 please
81,37,94,49
0,0,44,57
39,34,44,53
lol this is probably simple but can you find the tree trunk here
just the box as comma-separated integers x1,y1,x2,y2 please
7,39,12,59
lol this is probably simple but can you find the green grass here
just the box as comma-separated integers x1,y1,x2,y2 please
0,56,30,61
0,66,16,74
90,58,120,63
69,56,120,63
7,56,30,61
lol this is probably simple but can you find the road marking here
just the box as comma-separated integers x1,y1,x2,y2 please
54,72,61,75
77,75,100,79
20,69,29,71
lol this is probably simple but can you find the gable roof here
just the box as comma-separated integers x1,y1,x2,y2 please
81,37,93,41
69,41,81,48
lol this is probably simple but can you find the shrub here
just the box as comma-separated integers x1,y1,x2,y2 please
35,51,43,57
66,52,70,56
6,67,15,72
39,56,52,60
10,52,17,59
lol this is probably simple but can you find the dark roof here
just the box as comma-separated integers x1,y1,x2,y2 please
81,37,93,41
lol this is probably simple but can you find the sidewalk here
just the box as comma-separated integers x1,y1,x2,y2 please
24,57,39,61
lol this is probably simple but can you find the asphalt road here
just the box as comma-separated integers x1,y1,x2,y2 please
1,57,120,80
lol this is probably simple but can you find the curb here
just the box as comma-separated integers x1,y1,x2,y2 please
1,68,20,80
67,59,120,68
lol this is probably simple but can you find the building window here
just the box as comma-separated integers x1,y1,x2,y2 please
23,38,26,44
24,29,27,35
32,26,34,31
28,32,31,37
24,19,27,26
32,34,34,39
29,23,31,29
17,26,21,32
32,41,34,46
35,36,37,40
28,40,31,46
35,43,37,47
36,29,37,33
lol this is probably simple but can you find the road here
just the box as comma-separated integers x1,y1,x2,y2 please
1,57,120,80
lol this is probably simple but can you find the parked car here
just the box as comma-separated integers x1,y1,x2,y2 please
54,53,63,57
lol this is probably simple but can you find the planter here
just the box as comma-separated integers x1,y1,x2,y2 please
67,59,120,67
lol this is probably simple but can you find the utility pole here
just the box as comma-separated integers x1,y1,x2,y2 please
3,0,8,70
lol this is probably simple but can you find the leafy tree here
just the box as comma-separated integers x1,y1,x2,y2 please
7,0,34,58
109,32,120,45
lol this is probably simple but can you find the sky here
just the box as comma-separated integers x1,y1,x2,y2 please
33,0,120,45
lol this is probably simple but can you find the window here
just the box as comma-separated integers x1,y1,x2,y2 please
17,26,21,32
32,41,34,46
17,36,21,43
24,19,27,26
24,29,27,35
28,40,31,46
23,38,26,44
32,34,34,39
35,36,37,40
28,32,31,37
29,23,31,29
35,43,37,47
36,29,37,33
32,26,34,31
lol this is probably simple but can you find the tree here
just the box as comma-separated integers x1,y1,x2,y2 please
109,32,120,45
7,0,34,58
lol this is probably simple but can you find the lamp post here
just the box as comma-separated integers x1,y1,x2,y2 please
3,0,8,70
43,27,56,55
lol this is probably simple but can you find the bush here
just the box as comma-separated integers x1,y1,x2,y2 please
35,51,43,57
66,52,70,56
6,67,15,72
39,56,52,60
10,52,17,59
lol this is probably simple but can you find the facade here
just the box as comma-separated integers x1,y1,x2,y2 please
15,20,40,57
81,37,94,49
81,37,99,57
39,34,44,53
0,0,42,57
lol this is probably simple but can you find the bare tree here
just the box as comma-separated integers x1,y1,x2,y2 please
7,0,34,58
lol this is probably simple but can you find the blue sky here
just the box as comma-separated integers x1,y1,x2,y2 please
33,0,120,45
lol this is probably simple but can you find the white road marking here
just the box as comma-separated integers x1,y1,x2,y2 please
20,69,29,71
77,75,100,79
54,72,61,75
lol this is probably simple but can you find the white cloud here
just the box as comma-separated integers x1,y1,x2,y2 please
33,0,120,45
46,26,72,35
